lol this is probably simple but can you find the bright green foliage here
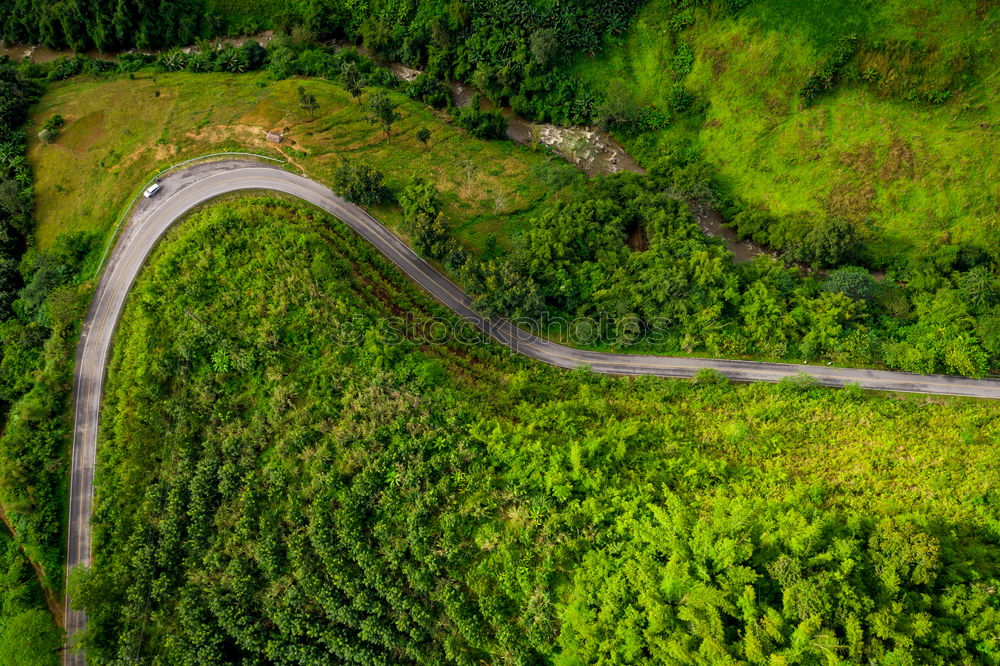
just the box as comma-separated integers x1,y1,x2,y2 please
467,167,994,375
77,198,1000,664
452,105,508,140
364,90,401,138
332,162,390,206
0,530,60,665
570,0,1000,264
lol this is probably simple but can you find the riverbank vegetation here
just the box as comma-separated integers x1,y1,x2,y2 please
452,164,999,377
7,1,999,268
74,197,1000,664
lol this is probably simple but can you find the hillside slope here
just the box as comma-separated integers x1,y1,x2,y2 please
573,0,1000,264
73,196,1000,663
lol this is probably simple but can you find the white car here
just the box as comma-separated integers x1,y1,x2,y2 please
143,183,161,198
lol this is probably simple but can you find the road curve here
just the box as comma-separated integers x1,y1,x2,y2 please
64,159,1000,662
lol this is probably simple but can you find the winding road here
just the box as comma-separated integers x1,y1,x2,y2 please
63,159,1000,663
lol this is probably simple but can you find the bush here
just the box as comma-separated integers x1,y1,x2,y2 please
45,56,83,81
800,36,860,105
667,83,696,114
693,367,729,386
453,104,508,140
331,163,390,206
42,115,63,132
823,266,879,302
672,42,694,76
789,216,862,268
406,74,451,109
778,371,822,393
596,80,639,130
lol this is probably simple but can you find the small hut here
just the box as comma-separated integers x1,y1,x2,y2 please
266,130,283,143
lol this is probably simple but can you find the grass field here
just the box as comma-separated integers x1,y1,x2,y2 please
572,0,1000,262
27,71,558,250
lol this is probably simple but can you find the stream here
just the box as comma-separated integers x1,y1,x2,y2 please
3,36,766,262
385,62,764,262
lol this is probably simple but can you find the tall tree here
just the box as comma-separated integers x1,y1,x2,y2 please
416,127,431,149
341,62,365,102
298,86,319,120
364,91,400,139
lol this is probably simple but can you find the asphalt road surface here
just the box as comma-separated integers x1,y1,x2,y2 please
63,160,1000,663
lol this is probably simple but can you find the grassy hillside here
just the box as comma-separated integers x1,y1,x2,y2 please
572,0,1000,264
27,70,558,250
73,196,1000,663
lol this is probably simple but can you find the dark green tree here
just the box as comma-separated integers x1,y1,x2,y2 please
364,91,400,138
341,62,365,102
823,266,879,302
331,163,389,206
416,127,431,149
529,28,559,69
297,86,319,120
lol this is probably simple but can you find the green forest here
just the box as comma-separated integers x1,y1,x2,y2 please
0,0,998,662
74,198,1000,664
0,528,60,664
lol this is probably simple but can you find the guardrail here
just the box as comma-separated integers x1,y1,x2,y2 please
90,152,287,277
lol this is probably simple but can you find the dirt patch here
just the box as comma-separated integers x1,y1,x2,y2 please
59,110,105,152
838,141,878,178
153,142,176,161
273,144,308,172
881,136,915,181
688,201,767,263
827,181,876,221
116,140,178,170
185,123,275,149
626,224,648,252
705,47,729,77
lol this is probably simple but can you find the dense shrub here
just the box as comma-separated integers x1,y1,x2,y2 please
332,163,390,206
406,73,451,109
823,266,880,302
452,104,508,140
